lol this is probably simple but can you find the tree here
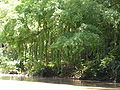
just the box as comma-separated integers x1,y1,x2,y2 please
0,0,120,81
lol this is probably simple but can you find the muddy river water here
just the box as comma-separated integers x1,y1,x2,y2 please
0,74,120,90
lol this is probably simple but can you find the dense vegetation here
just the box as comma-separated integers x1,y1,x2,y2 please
0,0,120,82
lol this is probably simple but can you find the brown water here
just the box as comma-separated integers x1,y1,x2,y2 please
0,74,120,89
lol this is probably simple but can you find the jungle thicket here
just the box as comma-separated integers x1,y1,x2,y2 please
0,0,120,82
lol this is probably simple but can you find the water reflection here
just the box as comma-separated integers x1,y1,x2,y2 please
0,74,120,89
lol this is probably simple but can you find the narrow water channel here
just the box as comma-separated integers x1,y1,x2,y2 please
0,74,120,89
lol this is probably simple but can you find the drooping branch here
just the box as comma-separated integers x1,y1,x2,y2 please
108,2,120,8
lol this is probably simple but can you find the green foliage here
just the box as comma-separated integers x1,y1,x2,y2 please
0,0,120,82
0,48,18,73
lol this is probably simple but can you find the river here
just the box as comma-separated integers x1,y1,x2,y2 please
0,74,120,90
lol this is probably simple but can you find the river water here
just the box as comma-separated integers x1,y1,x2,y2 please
0,74,120,89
